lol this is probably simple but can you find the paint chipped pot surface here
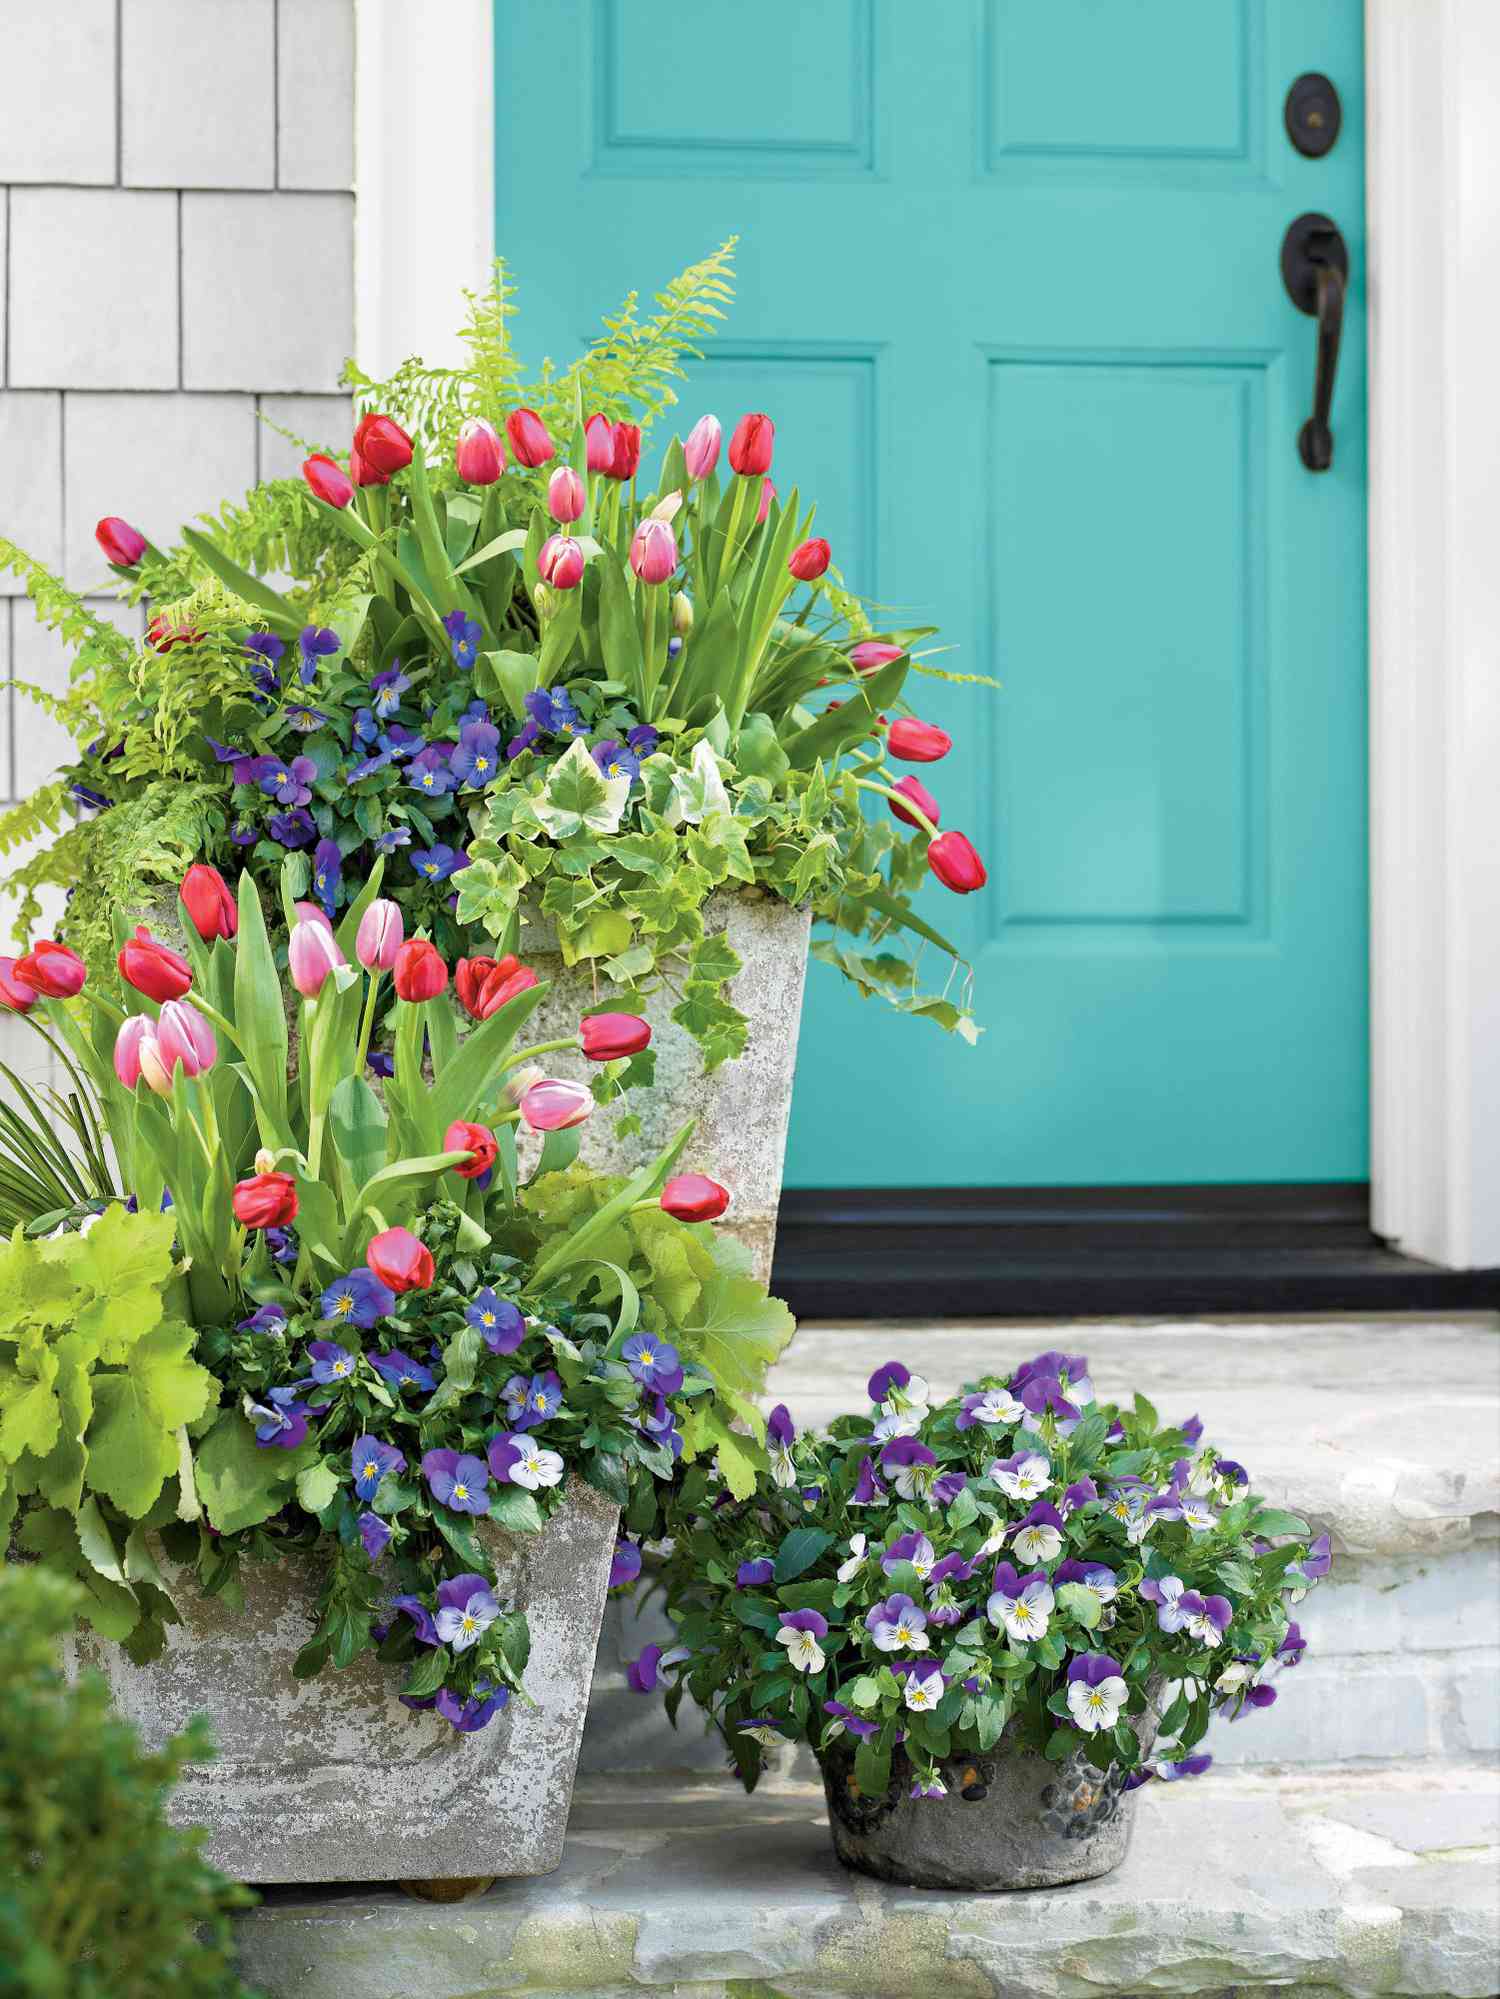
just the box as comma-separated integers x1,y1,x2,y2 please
818,1711,1161,1892
518,890,811,1282
67,1481,618,1885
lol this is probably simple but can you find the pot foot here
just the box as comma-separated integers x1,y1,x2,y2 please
399,1875,497,1902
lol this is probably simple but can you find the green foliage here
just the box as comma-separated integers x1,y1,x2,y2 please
0,1054,117,1238
0,1566,257,1998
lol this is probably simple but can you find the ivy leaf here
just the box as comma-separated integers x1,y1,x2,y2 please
664,740,732,827
1251,1507,1312,1538
534,738,630,838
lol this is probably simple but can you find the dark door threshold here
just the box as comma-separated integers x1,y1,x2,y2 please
769,1184,1500,1320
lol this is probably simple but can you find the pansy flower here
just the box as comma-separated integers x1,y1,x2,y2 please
609,1537,643,1591
627,1644,671,1693
986,1561,1054,1643
466,1288,525,1354
635,1391,682,1460
882,1531,935,1580
835,1533,868,1584
265,1225,297,1265
1013,1348,1094,1406
308,1339,357,1385
766,1404,797,1488
1140,1575,1194,1634
1284,1534,1332,1601
1011,1500,1065,1564
1054,1558,1119,1619
247,1385,310,1450
369,1347,434,1393
956,1384,1026,1429
505,719,542,761
504,1436,564,1491
320,1267,395,1329
1183,1592,1233,1648
285,704,328,733
1277,1621,1307,1667
989,1451,1051,1504
879,1435,937,1502
352,707,380,745
626,722,659,757
736,1557,775,1588
502,1370,564,1430
450,720,501,788
374,826,413,855
822,1699,879,1743
924,1550,974,1626
358,1511,391,1561
443,609,483,670
902,1661,945,1713
298,625,340,686
435,1682,509,1732
390,1595,438,1646
524,685,584,738
591,739,640,784
268,808,316,848
1147,1465,1218,1532
434,1577,499,1653
864,1592,929,1653
621,1332,682,1392
1017,1373,1081,1436
1155,1752,1214,1781
311,837,342,918
260,755,318,807
869,1362,929,1419
421,1448,490,1514
909,1768,948,1799
351,1434,405,1501
411,843,468,883
849,1455,887,1506
371,666,410,719
1061,1476,1099,1515
1065,1652,1129,1733
236,1303,287,1334
776,1608,827,1674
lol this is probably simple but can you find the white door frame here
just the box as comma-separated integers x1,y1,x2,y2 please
354,0,1500,1269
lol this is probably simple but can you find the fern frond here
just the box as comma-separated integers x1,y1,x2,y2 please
0,784,69,861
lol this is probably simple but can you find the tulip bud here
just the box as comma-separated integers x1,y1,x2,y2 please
302,453,354,508
887,716,952,763
95,517,146,568
352,413,413,478
756,479,776,525
114,1014,151,1088
629,517,678,586
180,863,238,941
889,774,941,831
661,1173,731,1222
547,466,585,523
232,1169,299,1229
392,937,448,1003
0,958,37,1014
683,414,722,481
14,939,86,1000
117,926,193,1004
355,898,404,972
503,1062,545,1107
293,901,334,933
585,412,614,473
137,1031,173,1097
366,1224,434,1294
519,1078,593,1132
671,591,694,636
443,1119,497,1180
349,438,384,487
147,612,202,653
454,417,506,485
851,641,905,675
927,830,987,894
505,407,554,468
728,412,774,476
607,422,641,482
156,999,217,1079
788,537,831,582
538,532,585,591
289,917,344,998
579,1013,652,1061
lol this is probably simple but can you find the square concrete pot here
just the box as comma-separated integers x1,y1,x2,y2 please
519,889,811,1281
66,1479,618,1885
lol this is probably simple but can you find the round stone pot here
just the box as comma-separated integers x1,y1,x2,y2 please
818,1708,1162,1892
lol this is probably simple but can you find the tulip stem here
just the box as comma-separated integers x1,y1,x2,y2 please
852,776,938,840
503,1038,578,1070
353,972,383,1079
189,995,236,1047
641,586,660,714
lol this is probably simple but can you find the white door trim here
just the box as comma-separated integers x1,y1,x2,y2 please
1366,0,1500,1267
353,0,1500,1268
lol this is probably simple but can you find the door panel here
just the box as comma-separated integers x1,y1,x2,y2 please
493,0,1367,1188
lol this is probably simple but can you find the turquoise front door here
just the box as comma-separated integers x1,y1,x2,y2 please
493,0,1368,1189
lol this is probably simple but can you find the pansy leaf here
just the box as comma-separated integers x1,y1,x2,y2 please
1056,1581,1102,1631
774,1526,832,1583
431,1509,489,1569
488,1487,544,1535
1250,1507,1312,1538
853,1735,892,1800
402,1646,452,1699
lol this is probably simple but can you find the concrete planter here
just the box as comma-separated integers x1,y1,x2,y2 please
67,1480,618,1885
518,889,811,1281
818,1698,1163,1891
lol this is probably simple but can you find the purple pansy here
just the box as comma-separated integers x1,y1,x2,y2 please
298,624,340,685
371,666,409,719
524,685,584,738
443,610,483,670
502,1370,564,1430
260,754,318,807
1065,1651,1129,1732
450,719,501,787
359,1511,391,1561
879,1435,937,1500
591,738,640,783
465,1288,525,1354
1061,1476,1099,1514
736,1557,775,1588
1277,1622,1307,1666
621,1332,683,1393
351,1434,405,1501
249,1385,310,1450
268,807,317,848
986,1560,1054,1642
433,1576,500,1652
850,1455,887,1506
320,1267,395,1329
311,838,342,916
411,843,468,883
627,1644,665,1693
391,1594,437,1646
421,1448,491,1515
867,1360,911,1405
823,1699,879,1742
626,722,659,756
609,1538,643,1591
369,1347,435,1393
882,1531,936,1578
374,827,413,856
236,1303,287,1334
435,1682,508,1732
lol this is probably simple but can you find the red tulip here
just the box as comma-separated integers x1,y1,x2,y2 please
95,517,146,567
454,955,498,1018
0,958,37,1013
889,775,941,832
547,466,585,523
850,641,905,675
538,533,585,590
660,1173,730,1222
14,939,86,999
232,1170,299,1229
147,612,202,653
788,537,831,582
302,453,353,508
392,938,448,1003
454,417,506,485
349,438,384,487
443,1119,497,1180
366,1224,434,1294
887,717,952,763
606,422,640,481
475,958,539,1020
505,408,554,468
117,927,192,1003
928,830,987,894
180,863,238,941
352,413,413,478
728,412,774,476
579,1013,652,1061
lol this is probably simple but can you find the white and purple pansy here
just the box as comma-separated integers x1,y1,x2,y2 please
1214,1657,1257,1697
901,1660,946,1712
1013,1348,1095,1408
910,1767,948,1799
871,1407,923,1443
865,1591,930,1652
1065,1651,1129,1733
609,1537,643,1590
1146,1460,1218,1531
1017,1373,1082,1436
879,1435,938,1501
1011,1500,1066,1564
836,1534,868,1584
626,1642,689,1693
502,1369,565,1431
1104,1475,1154,1543
351,1433,405,1502
956,1384,1026,1429
1054,1558,1118,1616
986,1560,1054,1643
1277,1621,1307,1667
868,1361,930,1419
989,1451,1051,1504
849,1455,888,1506
1139,1574,1193,1632
823,1699,880,1742
777,1608,828,1673
1183,1591,1233,1647
1285,1534,1332,1601
433,1576,500,1653
925,1550,974,1626
739,1716,793,1749
882,1530,936,1580
767,1404,798,1488
1060,1475,1099,1516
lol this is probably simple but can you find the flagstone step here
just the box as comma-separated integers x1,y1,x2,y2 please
582,1316,1500,1778
232,1764,1500,1999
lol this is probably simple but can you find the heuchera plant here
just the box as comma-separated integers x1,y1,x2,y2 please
622,1353,1327,1800
0,249,992,1064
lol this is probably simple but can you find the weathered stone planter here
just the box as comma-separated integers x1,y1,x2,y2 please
519,889,811,1281
67,1480,618,1885
818,1703,1163,1892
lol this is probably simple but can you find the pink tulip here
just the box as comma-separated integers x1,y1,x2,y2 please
293,901,334,932
289,917,344,997
789,537,831,581
547,466,585,523
585,412,614,473
156,999,216,1079
137,1032,173,1097
355,898,403,971
454,417,506,485
683,414,722,481
302,454,354,508
629,517,678,586
851,641,905,675
114,1015,152,1089
538,533,585,590
756,479,776,525
519,1078,593,1132
95,517,146,567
